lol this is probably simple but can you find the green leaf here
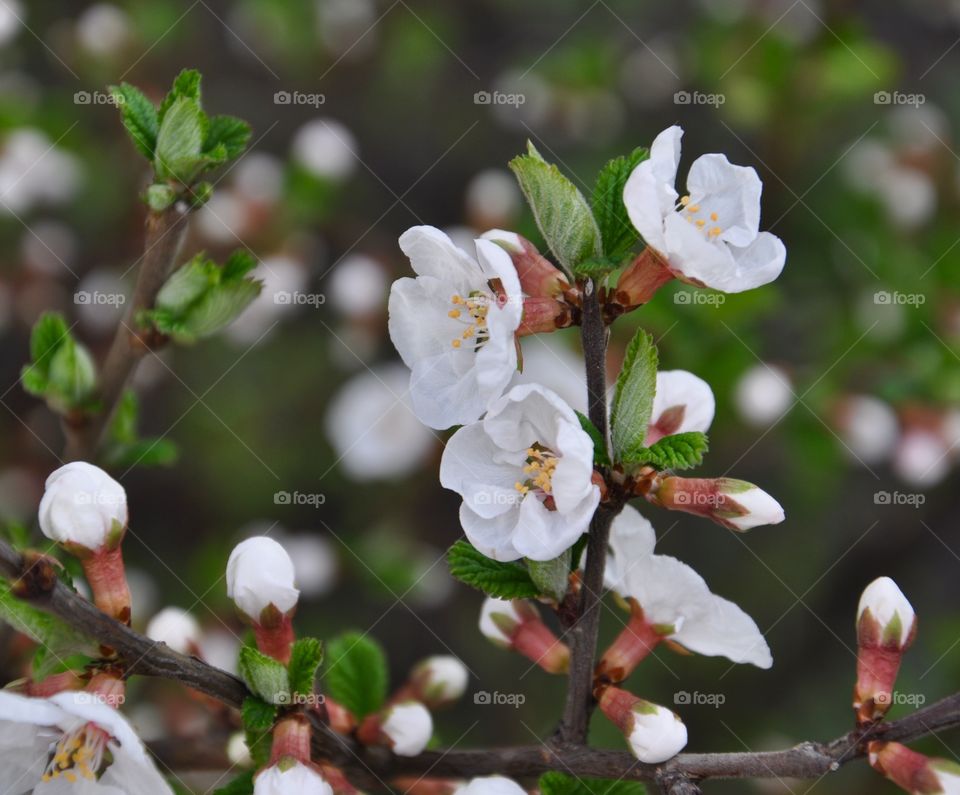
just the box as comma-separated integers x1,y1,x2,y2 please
447,540,539,599
238,646,290,705
509,141,601,275
159,68,202,123
206,115,252,161
145,183,177,212
156,256,216,312
526,550,571,602
154,96,207,183
288,637,324,697
109,391,139,444
0,580,93,671
610,329,658,462
575,410,610,467
47,338,97,406
592,147,649,259
623,431,709,471
539,771,646,795
569,534,589,572
212,771,255,795
178,279,261,341
29,311,70,374
222,250,258,280
325,632,388,719
241,696,277,731
110,83,159,160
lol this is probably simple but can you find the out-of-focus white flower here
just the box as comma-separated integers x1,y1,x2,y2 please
389,225,523,429
317,0,378,58
620,39,682,108
233,152,285,206
198,629,241,675
0,129,81,214
623,125,785,293
888,104,950,158
410,655,469,706
226,731,251,767
328,253,388,317
325,362,435,481
226,255,309,343
280,533,339,599
75,269,128,335
510,334,587,415
441,384,600,561
893,429,950,487
455,776,527,795
0,690,173,793
195,190,250,244
291,119,357,181
255,760,333,795
145,607,201,655
0,0,22,46
76,4,132,57
876,166,936,230
599,506,772,672
38,462,127,551
647,369,715,444
21,219,78,276
380,702,433,756
836,395,899,465
734,363,793,426
465,169,522,225
226,536,299,621
598,687,687,763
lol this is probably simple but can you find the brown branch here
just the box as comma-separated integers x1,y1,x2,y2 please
3,535,960,791
62,202,192,462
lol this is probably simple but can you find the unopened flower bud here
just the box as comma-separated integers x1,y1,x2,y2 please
598,686,687,763
596,601,665,683
146,607,201,656
38,462,131,622
479,597,569,674
612,248,675,313
358,701,433,757
454,776,528,795
869,741,960,794
255,760,332,795
648,476,784,531
855,577,917,723
227,732,252,767
226,537,299,662
401,655,469,708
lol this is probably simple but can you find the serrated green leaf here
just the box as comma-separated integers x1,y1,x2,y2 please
47,338,96,406
447,540,539,599
154,96,206,183
155,256,217,312
0,580,93,668
178,279,261,341
526,550,571,602
325,632,388,719
110,83,159,160
238,646,290,705
29,311,69,374
288,637,323,697
159,68,202,122
241,696,277,731
575,411,609,467
592,147,649,259
212,772,255,795
222,250,258,281
610,329,658,462
623,432,709,471
539,771,647,795
509,141,601,275
206,115,252,161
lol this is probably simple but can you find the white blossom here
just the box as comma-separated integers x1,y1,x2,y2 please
328,253,388,317
381,702,433,756
858,576,915,647
622,698,688,763
0,689,173,793
647,369,715,443
76,4,131,57
605,506,772,668
455,776,527,795
0,129,81,214
440,384,600,561
893,429,950,487
38,462,127,551
623,125,785,293
837,395,899,465
389,225,523,429
414,655,469,702
291,119,357,181
733,363,793,426
226,536,299,621
254,760,333,795
479,597,523,646
0,0,22,46
145,607,200,655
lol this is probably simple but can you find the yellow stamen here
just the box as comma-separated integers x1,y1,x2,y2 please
451,339,461,349
448,309,461,319
710,212,718,221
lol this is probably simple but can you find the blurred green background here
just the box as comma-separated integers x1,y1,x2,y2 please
1,0,959,792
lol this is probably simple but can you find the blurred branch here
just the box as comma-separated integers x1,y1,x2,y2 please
4,533,960,789
63,202,192,462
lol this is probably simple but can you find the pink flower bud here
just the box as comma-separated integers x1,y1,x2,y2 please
612,248,675,313
869,742,960,794
647,476,784,532
598,686,688,763
855,577,917,724
479,598,570,674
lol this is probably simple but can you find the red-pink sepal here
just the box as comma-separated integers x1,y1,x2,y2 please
253,604,296,664
270,715,312,766
78,545,132,625
855,609,917,724
869,742,947,794
613,248,675,311
596,601,663,683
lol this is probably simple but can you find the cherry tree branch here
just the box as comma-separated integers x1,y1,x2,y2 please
2,535,960,790
62,202,192,462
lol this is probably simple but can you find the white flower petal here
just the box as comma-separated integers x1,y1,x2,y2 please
603,506,657,590
254,761,333,795
858,576,915,647
382,702,433,756
226,536,299,620
725,485,785,530
686,153,761,247
649,370,715,440
623,126,683,253
627,703,687,763
38,462,127,550
455,776,527,795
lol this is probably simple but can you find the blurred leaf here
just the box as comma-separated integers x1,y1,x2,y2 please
539,771,646,795
238,646,290,705
325,632,388,719
610,329,658,462
510,141,601,275
623,432,710,471
110,83,159,160
241,696,277,731
206,115,252,161
180,279,261,341
212,771,254,795
526,550,571,602
592,147,648,259
0,580,93,671
447,540,539,599
47,338,97,406
154,96,206,183
288,637,323,697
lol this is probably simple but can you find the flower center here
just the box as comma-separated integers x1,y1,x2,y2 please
448,291,492,350
678,195,723,239
43,723,110,784
514,443,558,497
